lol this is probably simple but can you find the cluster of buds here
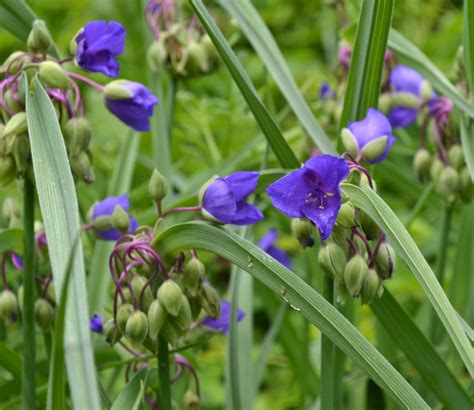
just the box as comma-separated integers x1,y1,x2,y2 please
146,0,219,77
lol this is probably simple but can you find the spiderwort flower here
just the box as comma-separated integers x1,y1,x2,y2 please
89,314,104,333
11,253,24,270
258,229,291,268
202,300,244,334
341,108,396,164
319,81,334,100
75,21,126,77
91,194,138,240
201,172,263,225
104,80,158,131
266,155,349,240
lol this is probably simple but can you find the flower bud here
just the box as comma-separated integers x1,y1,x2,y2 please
0,290,18,322
359,211,379,241
360,135,389,162
125,311,149,347
291,218,314,248
147,40,168,72
63,117,92,153
2,197,20,224
341,128,358,157
375,242,396,279
117,303,134,334
318,243,346,282
187,40,209,74
103,80,134,100
104,319,122,345
459,167,473,203
131,275,153,311
0,51,26,75
336,202,356,229
448,144,465,171
38,61,72,90
430,157,443,182
378,93,392,114
335,280,348,305
45,282,56,304
174,295,193,330
188,295,202,320
2,112,27,138
183,257,204,296
149,169,169,204
34,298,54,330
343,255,368,297
70,151,94,183
111,205,129,233
420,80,433,101
413,149,432,182
185,391,200,410
360,269,381,305
161,318,183,345
199,284,220,318
0,155,16,187
13,134,30,174
391,92,420,108
157,280,183,316
4,89,23,114
27,20,51,54
148,299,168,340
436,166,459,203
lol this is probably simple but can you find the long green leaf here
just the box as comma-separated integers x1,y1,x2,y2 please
342,183,474,377
219,0,336,155
188,0,299,169
26,77,100,408
388,29,474,117
153,222,428,408
461,117,474,180
0,343,22,380
371,290,473,409
0,229,22,255
341,0,394,125
111,369,149,410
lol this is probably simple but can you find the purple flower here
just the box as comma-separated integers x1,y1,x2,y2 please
338,44,351,70
11,253,24,270
89,315,104,333
343,108,396,164
258,229,291,268
105,81,158,131
319,81,334,100
75,21,126,77
266,155,349,240
201,300,244,334
201,172,263,226
92,194,138,240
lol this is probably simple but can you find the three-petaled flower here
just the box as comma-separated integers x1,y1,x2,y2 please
258,229,291,268
266,155,349,240
89,314,104,333
201,300,244,334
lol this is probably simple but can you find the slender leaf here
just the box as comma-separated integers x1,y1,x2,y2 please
188,0,299,169
26,77,100,408
220,0,336,155
342,183,474,377
461,115,474,181
0,343,22,380
153,222,428,408
111,369,149,410
0,229,22,255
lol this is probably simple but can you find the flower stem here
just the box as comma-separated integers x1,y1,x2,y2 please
66,72,104,92
161,206,201,218
22,177,37,410
157,335,172,409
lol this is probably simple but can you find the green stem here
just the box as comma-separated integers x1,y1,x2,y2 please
22,177,36,410
320,275,335,410
157,336,172,410
404,183,434,227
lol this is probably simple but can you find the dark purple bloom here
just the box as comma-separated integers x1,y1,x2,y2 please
92,194,138,240
202,172,263,226
258,229,291,268
36,232,47,249
75,21,126,77
11,253,24,270
338,44,351,70
319,81,334,100
345,108,396,164
89,314,104,333
266,155,349,240
202,300,244,334
105,81,158,131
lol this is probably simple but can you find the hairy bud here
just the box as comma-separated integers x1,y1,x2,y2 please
131,275,153,311
375,242,396,279
13,134,30,174
430,157,444,182
436,166,459,204
104,319,122,345
291,218,314,248
63,117,92,153
360,269,381,305
34,298,54,330
343,255,368,297
0,290,18,322
336,202,356,229
183,257,204,296
174,295,193,330
448,144,465,171
2,112,27,138
157,280,183,316
125,311,149,347
117,303,134,334
149,169,169,204
413,149,432,182
318,243,346,282
27,20,51,54
0,155,16,187
70,151,94,183
38,61,72,89
148,299,168,340
459,167,473,203
199,284,220,318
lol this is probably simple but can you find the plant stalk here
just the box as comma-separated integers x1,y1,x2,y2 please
157,335,172,410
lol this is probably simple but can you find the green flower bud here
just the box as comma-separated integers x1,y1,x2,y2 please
125,311,149,347
149,169,169,204
420,80,433,101
188,295,202,320
13,134,30,174
336,202,356,229
104,319,122,345
148,300,168,340
459,167,473,203
318,243,346,282
38,61,72,90
34,298,54,330
183,257,204,296
103,80,134,100
2,112,27,138
131,275,153,311
0,290,18,322
70,151,94,183
185,391,200,410
413,149,432,182
378,93,392,114
147,39,168,72
199,284,220,318
161,318,183,345
45,282,56,305
0,155,16,187
187,40,209,74
335,280,348,305
4,89,23,114
291,218,314,248
360,211,379,241
63,117,92,153
175,295,193,330
0,51,26,75
341,128,358,157
448,144,465,171
111,205,130,233
391,92,420,108
157,280,183,316
27,20,51,54
361,136,389,162
436,166,459,204
117,303,134,334
92,215,113,232
360,269,381,305
375,243,396,279
2,197,20,224
430,157,443,182
343,255,368,297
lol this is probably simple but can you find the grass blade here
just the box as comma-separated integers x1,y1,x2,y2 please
461,117,474,180
189,0,299,169
26,77,100,408
153,222,428,408
111,369,149,410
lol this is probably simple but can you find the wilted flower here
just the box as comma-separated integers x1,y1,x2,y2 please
266,155,349,240
201,172,263,225
11,253,24,270
338,44,351,70
319,81,334,100
342,108,396,163
258,229,291,268
104,81,158,131
89,314,104,333
75,21,126,77
92,194,138,240
201,300,244,334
